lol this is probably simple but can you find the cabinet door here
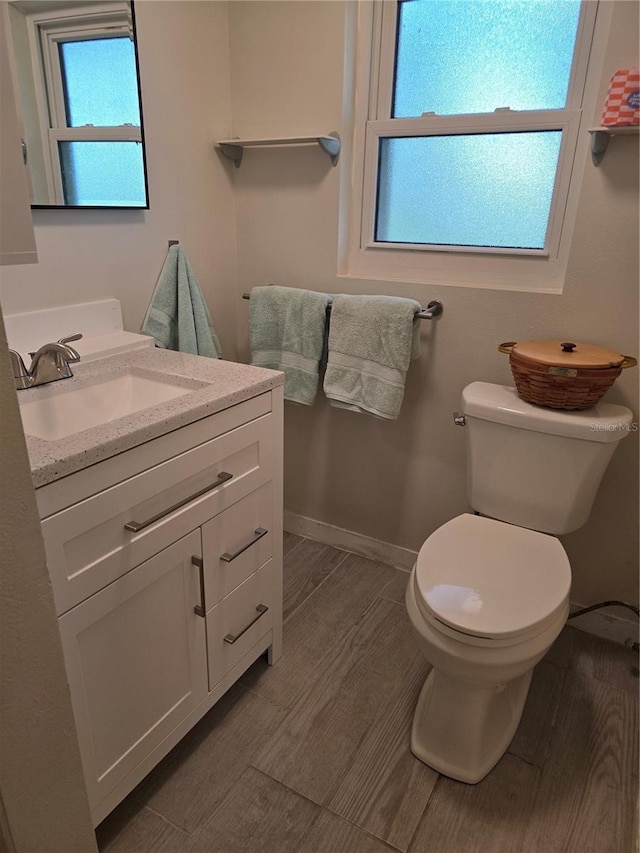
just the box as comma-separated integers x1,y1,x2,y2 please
58,530,207,811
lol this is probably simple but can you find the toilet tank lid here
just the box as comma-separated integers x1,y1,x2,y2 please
462,382,633,443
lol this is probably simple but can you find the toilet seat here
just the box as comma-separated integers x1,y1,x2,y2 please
414,514,571,646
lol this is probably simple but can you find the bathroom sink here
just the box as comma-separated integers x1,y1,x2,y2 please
19,371,198,440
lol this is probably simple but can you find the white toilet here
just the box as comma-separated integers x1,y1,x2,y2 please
406,381,633,784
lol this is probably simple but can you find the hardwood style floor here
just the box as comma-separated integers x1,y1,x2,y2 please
97,534,639,853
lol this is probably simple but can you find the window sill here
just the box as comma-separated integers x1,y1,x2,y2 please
340,245,567,294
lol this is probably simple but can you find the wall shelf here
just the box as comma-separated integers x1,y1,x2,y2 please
216,133,341,168
588,125,638,166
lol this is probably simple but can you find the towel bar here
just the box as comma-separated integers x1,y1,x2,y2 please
241,291,443,320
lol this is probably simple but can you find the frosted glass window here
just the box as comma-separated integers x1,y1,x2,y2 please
393,0,581,117
375,132,562,249
59,141,146,206
59,37,140,127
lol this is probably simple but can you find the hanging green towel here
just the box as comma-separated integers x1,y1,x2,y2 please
141,245,221,358
249,286,332,405
323,295,421,419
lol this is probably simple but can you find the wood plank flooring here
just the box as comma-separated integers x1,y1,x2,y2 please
97,533,639,853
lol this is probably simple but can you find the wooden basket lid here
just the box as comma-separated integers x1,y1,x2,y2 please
508,339,626,369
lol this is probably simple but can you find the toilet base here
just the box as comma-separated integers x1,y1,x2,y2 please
411,666,533,784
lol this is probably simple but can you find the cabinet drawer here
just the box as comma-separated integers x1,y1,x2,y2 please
202,482,273,608
206,559,274,689
43,414,274,615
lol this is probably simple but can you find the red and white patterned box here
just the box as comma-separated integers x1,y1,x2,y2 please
601,67,640,126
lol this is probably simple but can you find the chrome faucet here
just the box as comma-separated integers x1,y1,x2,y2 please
9,334,82,390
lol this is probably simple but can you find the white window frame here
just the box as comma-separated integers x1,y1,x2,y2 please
340,0,613,292
23,2,140,205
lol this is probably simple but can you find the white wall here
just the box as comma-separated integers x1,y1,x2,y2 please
228,0,639,608
0,1,239,359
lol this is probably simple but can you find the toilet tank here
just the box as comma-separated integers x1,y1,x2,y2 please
461,382,633,535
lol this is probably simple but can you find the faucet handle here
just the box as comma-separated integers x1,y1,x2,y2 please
58,333,83,345
8,350,32,389
9,349,29,376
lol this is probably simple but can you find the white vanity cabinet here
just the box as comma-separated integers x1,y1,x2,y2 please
35,388,283,826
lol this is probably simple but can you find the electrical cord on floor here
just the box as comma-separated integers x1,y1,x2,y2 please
567,600,640,619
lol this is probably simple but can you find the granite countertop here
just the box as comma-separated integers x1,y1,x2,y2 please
20,348,284,488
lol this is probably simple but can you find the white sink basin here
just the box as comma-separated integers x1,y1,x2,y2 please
20,372,199,440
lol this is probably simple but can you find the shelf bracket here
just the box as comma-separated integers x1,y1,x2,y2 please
219,142,243,168
589,130,610,166
318,132,340,166
587,125,639,166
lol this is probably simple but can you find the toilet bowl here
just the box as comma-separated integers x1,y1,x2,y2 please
406,513,570,783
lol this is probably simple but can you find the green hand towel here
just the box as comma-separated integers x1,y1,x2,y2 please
141,245,221,358
323,295,421,419
249,286,331,405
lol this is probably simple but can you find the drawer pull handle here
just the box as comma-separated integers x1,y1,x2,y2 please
192,555,206,617
220,528,268,563
223,604,269,645
124,471,233,533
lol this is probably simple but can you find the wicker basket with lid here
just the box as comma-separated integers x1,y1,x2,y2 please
498,339,637,410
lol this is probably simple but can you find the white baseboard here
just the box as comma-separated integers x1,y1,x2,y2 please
283,511,417,571
283,511,639,649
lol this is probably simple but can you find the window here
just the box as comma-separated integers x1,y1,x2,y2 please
26,3,147,206
343,0,611,291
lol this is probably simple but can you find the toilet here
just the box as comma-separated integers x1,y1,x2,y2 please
406,381,633,784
